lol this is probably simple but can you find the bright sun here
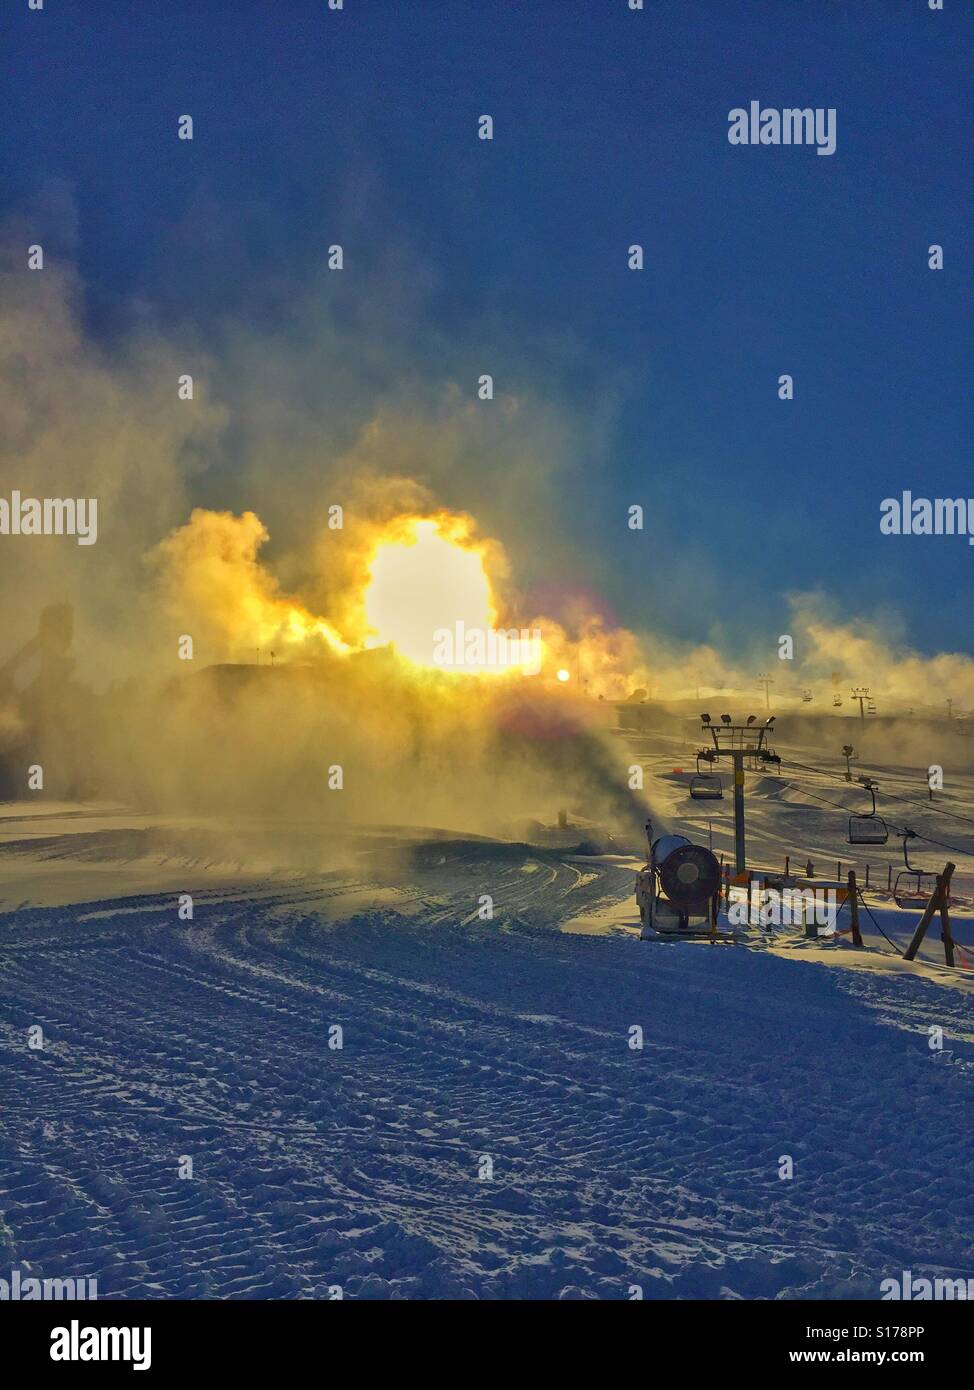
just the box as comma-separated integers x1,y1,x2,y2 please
364,519,498,669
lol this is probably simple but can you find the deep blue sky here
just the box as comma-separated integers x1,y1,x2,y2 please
2,0,971,656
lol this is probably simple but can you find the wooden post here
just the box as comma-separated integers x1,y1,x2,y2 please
904,863,955,961
940,886,955,968
887,864,892,892
784,854,790,879
847,870,863,948
836,859,841,880
903,887,941,960
864,863,870,889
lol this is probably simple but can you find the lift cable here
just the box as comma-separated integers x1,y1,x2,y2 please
776,777,973,861
783,758,974,831
854,886,903,955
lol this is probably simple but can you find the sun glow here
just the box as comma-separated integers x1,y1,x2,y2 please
363,517,501,671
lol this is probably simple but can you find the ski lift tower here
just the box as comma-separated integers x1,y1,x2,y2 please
850,686,870,724
700,713,779,875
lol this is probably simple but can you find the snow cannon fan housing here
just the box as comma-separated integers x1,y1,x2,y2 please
636,832,722,938
654,837,721,908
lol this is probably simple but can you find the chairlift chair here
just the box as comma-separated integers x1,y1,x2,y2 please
689,772,723,801
847,778,888,845
893,829,937,908
695,749,716,775
867,699,877,714
832,694,842,707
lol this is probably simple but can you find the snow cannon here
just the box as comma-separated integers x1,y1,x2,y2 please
636,822,721,938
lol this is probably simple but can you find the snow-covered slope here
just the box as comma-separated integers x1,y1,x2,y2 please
1,817,971,1300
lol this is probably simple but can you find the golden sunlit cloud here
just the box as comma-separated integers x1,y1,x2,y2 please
151,508,352,662
154,506,552,679
153,501,974,714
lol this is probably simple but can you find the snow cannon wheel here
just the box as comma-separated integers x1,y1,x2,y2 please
657,844,721,909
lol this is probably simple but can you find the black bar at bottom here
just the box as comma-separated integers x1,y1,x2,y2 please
1,1296,965,1374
